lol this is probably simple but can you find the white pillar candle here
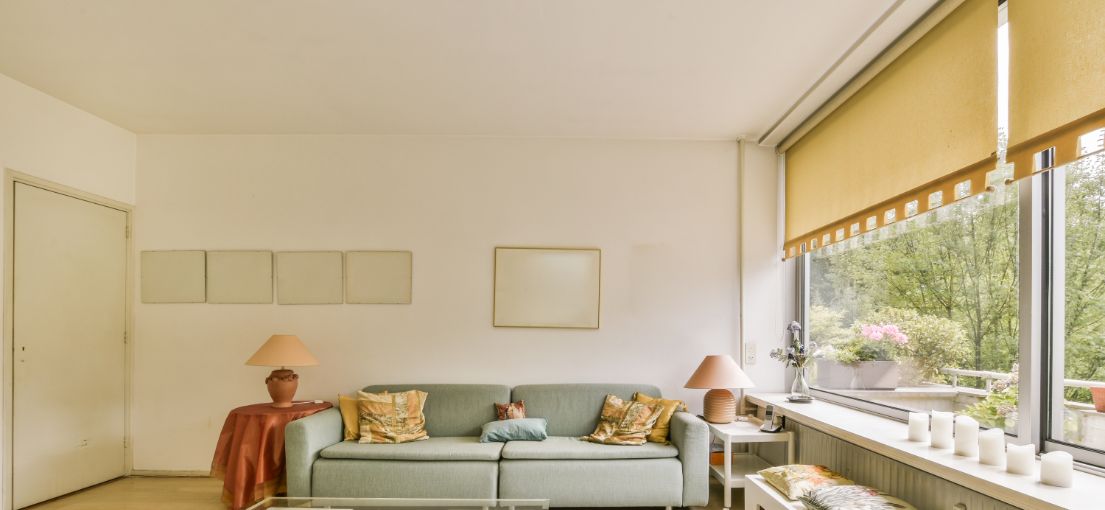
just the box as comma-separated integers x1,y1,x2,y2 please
1040,451,1074,487
908,412,929,442
1006,443,1035,475
978,428,1005,466
954,416,979,457
930,411,954,449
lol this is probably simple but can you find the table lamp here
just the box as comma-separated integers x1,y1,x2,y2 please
685,354,755,423
245,334,319,408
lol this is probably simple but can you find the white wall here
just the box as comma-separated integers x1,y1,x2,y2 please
739,143,787,392
132,135,740,471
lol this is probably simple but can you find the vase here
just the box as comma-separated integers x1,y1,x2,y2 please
791,366,811,396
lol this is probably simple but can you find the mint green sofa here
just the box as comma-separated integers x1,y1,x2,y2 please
285,383,710,507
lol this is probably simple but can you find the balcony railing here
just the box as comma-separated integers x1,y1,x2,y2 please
939,367,1105,393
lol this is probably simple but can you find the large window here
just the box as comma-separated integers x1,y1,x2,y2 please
1049,135,1105,461
807,181,1021,432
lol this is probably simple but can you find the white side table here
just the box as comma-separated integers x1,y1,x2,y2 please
706,420,795,510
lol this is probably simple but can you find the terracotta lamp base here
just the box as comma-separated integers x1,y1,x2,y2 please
265,368,299,408
703,388,737,423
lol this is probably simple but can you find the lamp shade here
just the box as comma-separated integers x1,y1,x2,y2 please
245,334,319,367
685,354,754,389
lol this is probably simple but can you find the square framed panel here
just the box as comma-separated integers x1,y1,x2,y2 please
276,251,343,304
493,247,601,329
346,251,412,304
207,251,273,304
141,250,206,303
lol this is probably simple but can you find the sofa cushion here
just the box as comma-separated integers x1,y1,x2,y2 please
502,436,678,460
361,384,510,437
320,436,503,461
511,384,662,437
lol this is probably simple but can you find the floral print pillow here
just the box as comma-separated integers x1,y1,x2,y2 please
495,400,527,420
583,394,663,445
758,464,854,500
800,485,917,510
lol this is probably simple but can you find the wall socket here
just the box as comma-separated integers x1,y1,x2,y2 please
745,342,757,365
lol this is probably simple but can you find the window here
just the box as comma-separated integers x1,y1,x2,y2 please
807,181,1021,432
1047,143,1105,463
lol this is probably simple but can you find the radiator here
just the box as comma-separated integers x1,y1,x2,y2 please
779,422,1021,510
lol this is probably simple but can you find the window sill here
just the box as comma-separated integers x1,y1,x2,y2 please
746,393,1104,510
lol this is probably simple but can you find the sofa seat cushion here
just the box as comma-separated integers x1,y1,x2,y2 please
320,436,503,461
501,436,678,460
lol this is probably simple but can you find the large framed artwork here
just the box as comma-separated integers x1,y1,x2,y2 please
493,247,601,329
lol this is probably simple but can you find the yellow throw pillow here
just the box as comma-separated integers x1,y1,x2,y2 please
757,464,854,501
338,391,388,441
583,394,663,446
357,389,430,444
633,392,687,443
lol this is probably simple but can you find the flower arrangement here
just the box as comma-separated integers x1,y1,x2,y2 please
822,322,909,365
770,321,817,368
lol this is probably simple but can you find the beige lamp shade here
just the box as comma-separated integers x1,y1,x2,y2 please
245,334,320,367
685,354,754,389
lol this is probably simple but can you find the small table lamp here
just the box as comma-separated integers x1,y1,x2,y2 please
245,334,319,408
685,354,755,423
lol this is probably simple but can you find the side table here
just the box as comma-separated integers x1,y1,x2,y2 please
211,401,333,510
706,420,795,510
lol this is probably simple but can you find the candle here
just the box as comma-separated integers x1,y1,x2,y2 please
931,411,954,449
978,428,1005,466
1040,451,1074,487
908,412,929,442
1007,443,1035,475
954,416,979,457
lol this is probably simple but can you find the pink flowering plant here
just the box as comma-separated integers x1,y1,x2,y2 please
827,322,910,365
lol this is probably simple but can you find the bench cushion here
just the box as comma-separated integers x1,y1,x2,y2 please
501,436,678,460
320,437,503,461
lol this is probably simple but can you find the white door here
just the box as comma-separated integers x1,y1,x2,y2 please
12,182,127,508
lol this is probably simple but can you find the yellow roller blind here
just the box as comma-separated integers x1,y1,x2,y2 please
1008,0,1105,179
784,0,996,257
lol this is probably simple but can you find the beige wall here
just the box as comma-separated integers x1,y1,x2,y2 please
132,135,742,471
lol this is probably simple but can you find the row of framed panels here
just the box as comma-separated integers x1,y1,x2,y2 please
140,250,411,304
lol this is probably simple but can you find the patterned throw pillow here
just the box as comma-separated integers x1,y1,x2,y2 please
495,400,527,420
357,389,430,444
800,485,917,510
758,464,854,500
583,394,663,446
633,392,687,443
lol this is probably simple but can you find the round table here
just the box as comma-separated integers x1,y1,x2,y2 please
210,401,333,509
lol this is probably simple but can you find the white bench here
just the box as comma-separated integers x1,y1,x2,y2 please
743,475,806,510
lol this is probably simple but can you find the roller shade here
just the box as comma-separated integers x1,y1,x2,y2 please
784,0,997,258
1008,0,1105,180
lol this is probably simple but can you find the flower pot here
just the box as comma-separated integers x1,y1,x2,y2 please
814,360,901,390
1092,387,1105,413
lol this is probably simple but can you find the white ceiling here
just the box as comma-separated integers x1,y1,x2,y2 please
0,0,935,140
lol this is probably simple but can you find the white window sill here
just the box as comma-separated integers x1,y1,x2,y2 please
746,393,1105,510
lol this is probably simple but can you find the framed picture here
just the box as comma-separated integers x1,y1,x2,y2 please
493,247,601,329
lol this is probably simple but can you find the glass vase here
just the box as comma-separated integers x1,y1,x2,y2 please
791,366,811,396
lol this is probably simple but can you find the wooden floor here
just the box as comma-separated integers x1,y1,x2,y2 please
23,476,739,510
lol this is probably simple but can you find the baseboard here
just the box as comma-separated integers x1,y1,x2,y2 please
129,470,211,477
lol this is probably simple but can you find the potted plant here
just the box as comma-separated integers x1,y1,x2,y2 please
815,323,908,390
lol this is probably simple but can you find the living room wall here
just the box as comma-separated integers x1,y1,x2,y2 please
132,135,744,471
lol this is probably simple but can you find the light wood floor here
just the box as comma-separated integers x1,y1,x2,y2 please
23,476,740,510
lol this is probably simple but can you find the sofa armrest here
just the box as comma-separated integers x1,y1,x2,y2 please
285,407,342,497
669,411,710,507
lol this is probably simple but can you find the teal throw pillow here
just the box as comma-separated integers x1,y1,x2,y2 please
480,418,548,443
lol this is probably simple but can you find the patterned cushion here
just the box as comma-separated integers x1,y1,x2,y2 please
582,394,662,446
800,485,917,510
758,464,854,500
496,400,527,420
357,389,430,444
633,392,687,443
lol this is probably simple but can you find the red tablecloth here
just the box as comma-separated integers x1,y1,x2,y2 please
211,402,333,510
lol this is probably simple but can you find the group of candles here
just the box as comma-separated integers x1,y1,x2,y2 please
908,411,1074,488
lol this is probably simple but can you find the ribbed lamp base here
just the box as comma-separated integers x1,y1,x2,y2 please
703,388,736,423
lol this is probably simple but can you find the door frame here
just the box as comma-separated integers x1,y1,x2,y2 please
2,169,134,510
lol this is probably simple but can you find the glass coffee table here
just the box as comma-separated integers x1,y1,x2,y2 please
246,498,549,510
